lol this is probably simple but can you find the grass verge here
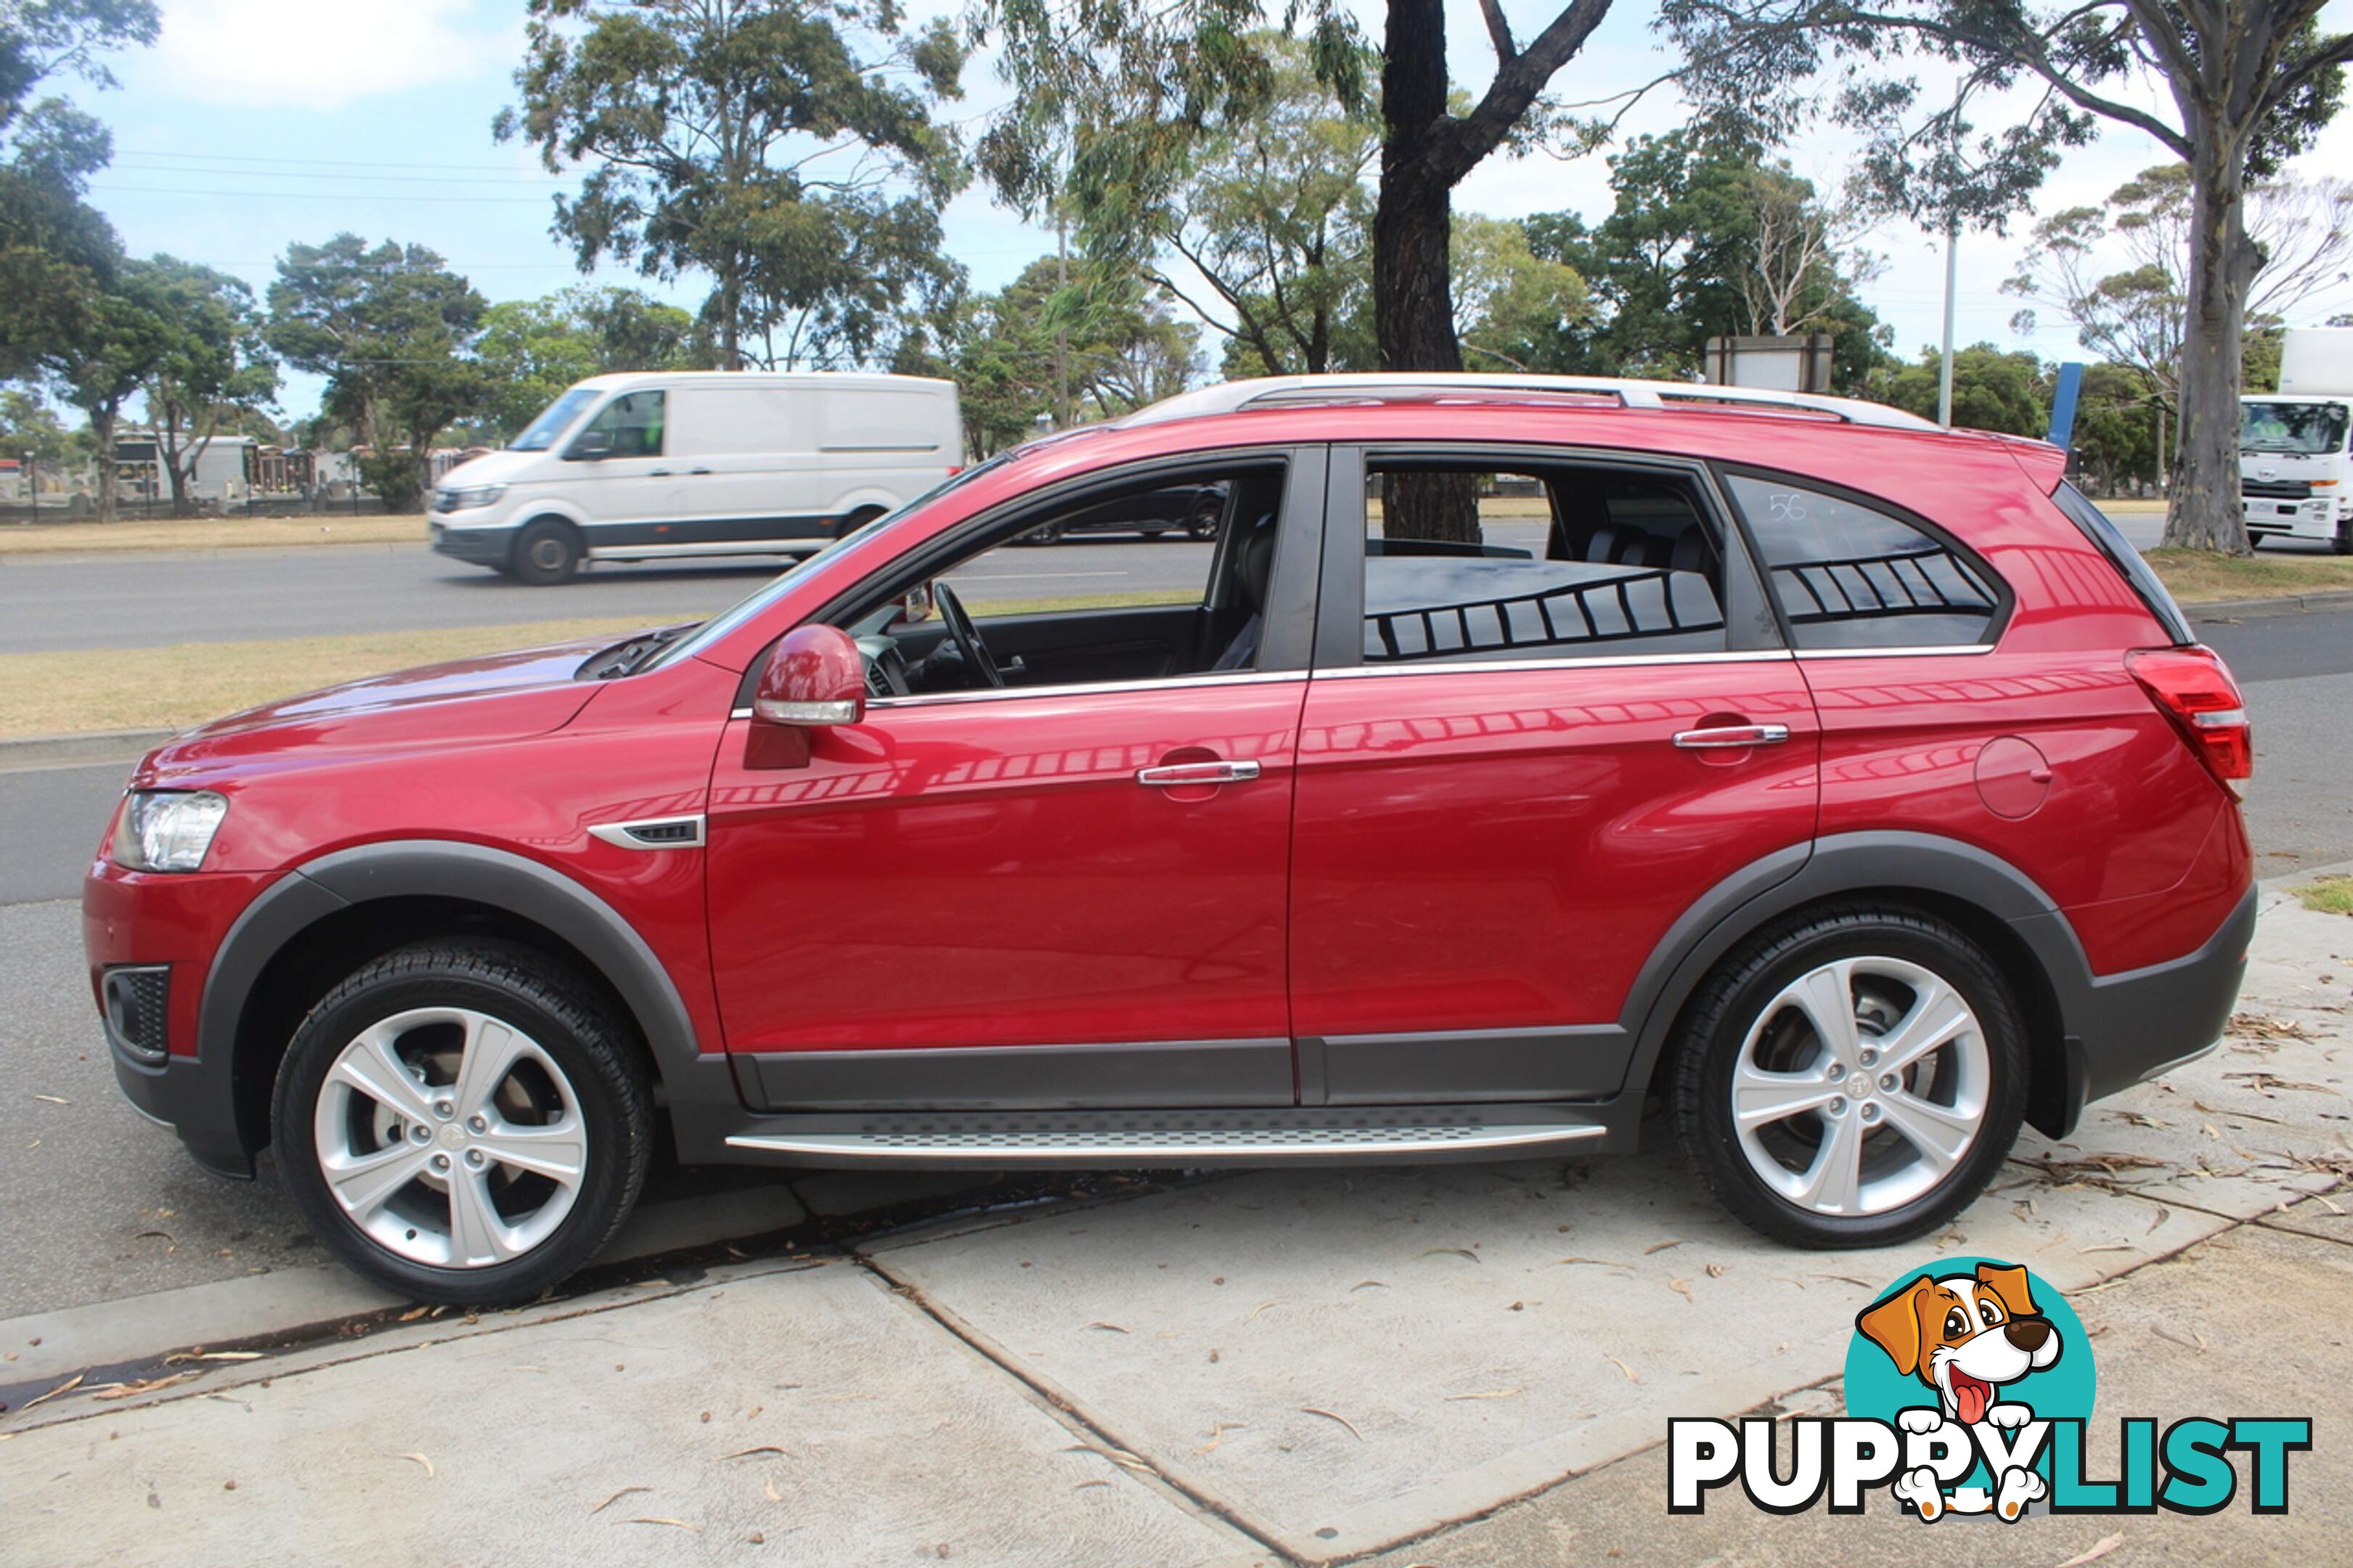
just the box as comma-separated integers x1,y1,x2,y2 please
2145,548,2353,604
0,515,427,555
2293,875,2353,917
0,618,652,740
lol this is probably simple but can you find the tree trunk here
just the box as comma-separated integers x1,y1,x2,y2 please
2163,138,2262,553
1374,0,1477,542
91,405,120,523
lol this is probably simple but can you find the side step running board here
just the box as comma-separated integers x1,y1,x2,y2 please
726,1118,1606,1166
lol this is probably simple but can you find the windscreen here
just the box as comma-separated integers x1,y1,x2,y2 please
508,388,599,452
2240,401,2351,456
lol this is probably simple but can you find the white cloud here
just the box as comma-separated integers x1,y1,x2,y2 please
136,0,518,110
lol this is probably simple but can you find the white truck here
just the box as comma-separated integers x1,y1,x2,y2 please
2241,327,2353,554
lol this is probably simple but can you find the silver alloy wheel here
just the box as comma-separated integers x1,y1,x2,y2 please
1729,955,1989,1218
526,534,568,572
313,1006,588,1268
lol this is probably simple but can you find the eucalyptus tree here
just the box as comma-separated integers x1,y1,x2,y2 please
498,0,968,369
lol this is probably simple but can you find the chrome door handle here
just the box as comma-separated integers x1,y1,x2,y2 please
1136,759,1262,787
690,467,711,475
648,467,672,476
1672,723,1790,749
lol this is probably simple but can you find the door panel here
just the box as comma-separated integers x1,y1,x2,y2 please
706,678,1307,1058
1289,658,1822,1061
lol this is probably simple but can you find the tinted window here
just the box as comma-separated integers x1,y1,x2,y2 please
2050,481,2193,644
1361,465,1728,664
579,391,665,458
1724,473,1999,649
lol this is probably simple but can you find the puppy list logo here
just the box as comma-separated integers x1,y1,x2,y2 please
1668,1256,2310,1520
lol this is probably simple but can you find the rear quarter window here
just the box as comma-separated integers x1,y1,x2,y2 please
1721,471,2005,650
2050,481,2194,645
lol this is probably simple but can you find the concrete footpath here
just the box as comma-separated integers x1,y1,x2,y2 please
4,884,2350,1567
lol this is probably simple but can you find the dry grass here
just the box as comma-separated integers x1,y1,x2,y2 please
0,618,652,739
2144,548,2353,603
0,515,428,555
2294,876,2353,917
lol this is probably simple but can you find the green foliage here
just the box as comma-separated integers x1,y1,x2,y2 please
916,256,1200,457
266,235,489,511
1140,33,1379,377
0,0,153,385
136,256,278,512
1871,343,2047,436
2067,361,2163,494
1452,215,1591,372
1522,129,1888,385
475,286,709,438
498,0,969,369
0,385,81,462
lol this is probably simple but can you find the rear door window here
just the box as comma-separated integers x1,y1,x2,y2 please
1721,472,2003,649
1356,462,1730,664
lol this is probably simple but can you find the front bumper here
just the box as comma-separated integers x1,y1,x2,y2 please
2242,497,2342,540
429,518,519,563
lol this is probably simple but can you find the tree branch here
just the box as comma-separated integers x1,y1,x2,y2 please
1428,0,1615,190
1476,0,1518,63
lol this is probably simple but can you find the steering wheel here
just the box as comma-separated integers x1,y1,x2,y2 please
929,581,1004,689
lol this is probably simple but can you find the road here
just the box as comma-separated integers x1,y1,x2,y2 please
0,534,1223,655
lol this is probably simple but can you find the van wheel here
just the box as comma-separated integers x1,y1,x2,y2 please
511,519,582,585
834,506,884,539
2333,522,2352,556
272,941,653,1304
1671,907,2027,1250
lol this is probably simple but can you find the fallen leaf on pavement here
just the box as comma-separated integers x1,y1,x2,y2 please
1194,1421,1248,1454
1605,1355,1642,1384
1296,1406,1364,1440
398,1453,434,1478
23,1373,84,1410
91,1373,198,1400
1244,1300,1284,1322
1415,1246,1479,1263
764,1476,783,1503
1667,1278,1693,1302
1705,1262,1726,1278
1644,1240,1684,1254
715,1446,790,1461
1074,1479,1111,1490
1081,1321,1127,1334
629,1517,699,1530
164,1351,264,1365
1349,1279,1387,1291
589,1486,651,1516
1555,1255,1629,1269
2150,1326,2208,1355
31,1095,68,1105
2046,1531,2125,1568
1443,1389,1522,1402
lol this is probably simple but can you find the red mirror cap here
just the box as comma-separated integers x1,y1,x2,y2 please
754,624,865,726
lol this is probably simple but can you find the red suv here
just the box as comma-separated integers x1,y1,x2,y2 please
87,375,2256,1304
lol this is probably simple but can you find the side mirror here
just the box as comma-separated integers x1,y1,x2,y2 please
566,429,613,461
754,624,865,727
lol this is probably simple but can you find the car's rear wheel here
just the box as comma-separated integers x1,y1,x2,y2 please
1186,496,1221,541
510,518,582,585
273,941,652,1304
1671,907,2026,1249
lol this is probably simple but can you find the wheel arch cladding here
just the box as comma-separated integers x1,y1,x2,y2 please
1625,833,2088,1141
205,841,715,1157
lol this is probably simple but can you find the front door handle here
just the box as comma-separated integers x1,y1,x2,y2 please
1136,759,1262,787
1672,723,1790,749
648,467,672,476
690,467,711,475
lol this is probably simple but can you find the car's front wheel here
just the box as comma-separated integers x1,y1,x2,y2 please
1671,907,2026,1249
273,942,652,1304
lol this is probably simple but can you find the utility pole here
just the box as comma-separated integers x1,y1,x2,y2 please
1055,211,1072,430
1936,217,1958,429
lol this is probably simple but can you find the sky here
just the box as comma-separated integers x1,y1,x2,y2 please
69,0,2353,425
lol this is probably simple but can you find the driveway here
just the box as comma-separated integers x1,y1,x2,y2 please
6,881,2349,1565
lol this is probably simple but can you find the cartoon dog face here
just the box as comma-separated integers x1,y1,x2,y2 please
1856,1264,2062,1425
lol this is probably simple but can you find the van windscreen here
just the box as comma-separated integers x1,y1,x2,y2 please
509,388,599,452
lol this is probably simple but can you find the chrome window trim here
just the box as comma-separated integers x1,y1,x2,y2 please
1313,648,1794,679
858,670,1310,710
1794,643,1997,659
586,814,708,850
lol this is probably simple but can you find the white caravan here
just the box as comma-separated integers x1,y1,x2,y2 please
429,371,963,582
2240,328,2353,554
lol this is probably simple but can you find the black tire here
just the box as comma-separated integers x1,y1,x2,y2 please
1186,498,1220,541
510,518,582,585
1141,528,1167,539
2333,523,2352,557
834,505,884,540
272,940,653,1304
1670,905,2028,1250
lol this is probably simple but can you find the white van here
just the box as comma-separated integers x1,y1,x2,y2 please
428,371,962,582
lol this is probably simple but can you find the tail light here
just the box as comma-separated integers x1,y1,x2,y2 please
2126,645,2252,796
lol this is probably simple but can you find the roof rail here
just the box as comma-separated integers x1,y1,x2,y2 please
1122,373,1941,432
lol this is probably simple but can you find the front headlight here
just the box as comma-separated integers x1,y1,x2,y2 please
113,791,229,872
441,484,507,511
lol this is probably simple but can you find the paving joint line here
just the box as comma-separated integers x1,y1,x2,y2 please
849,1246,1299,1567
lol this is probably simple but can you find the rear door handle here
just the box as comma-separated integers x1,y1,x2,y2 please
648,467,672,476
1672,723,1790,749
1136,759,1262,787
690,467,711,475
